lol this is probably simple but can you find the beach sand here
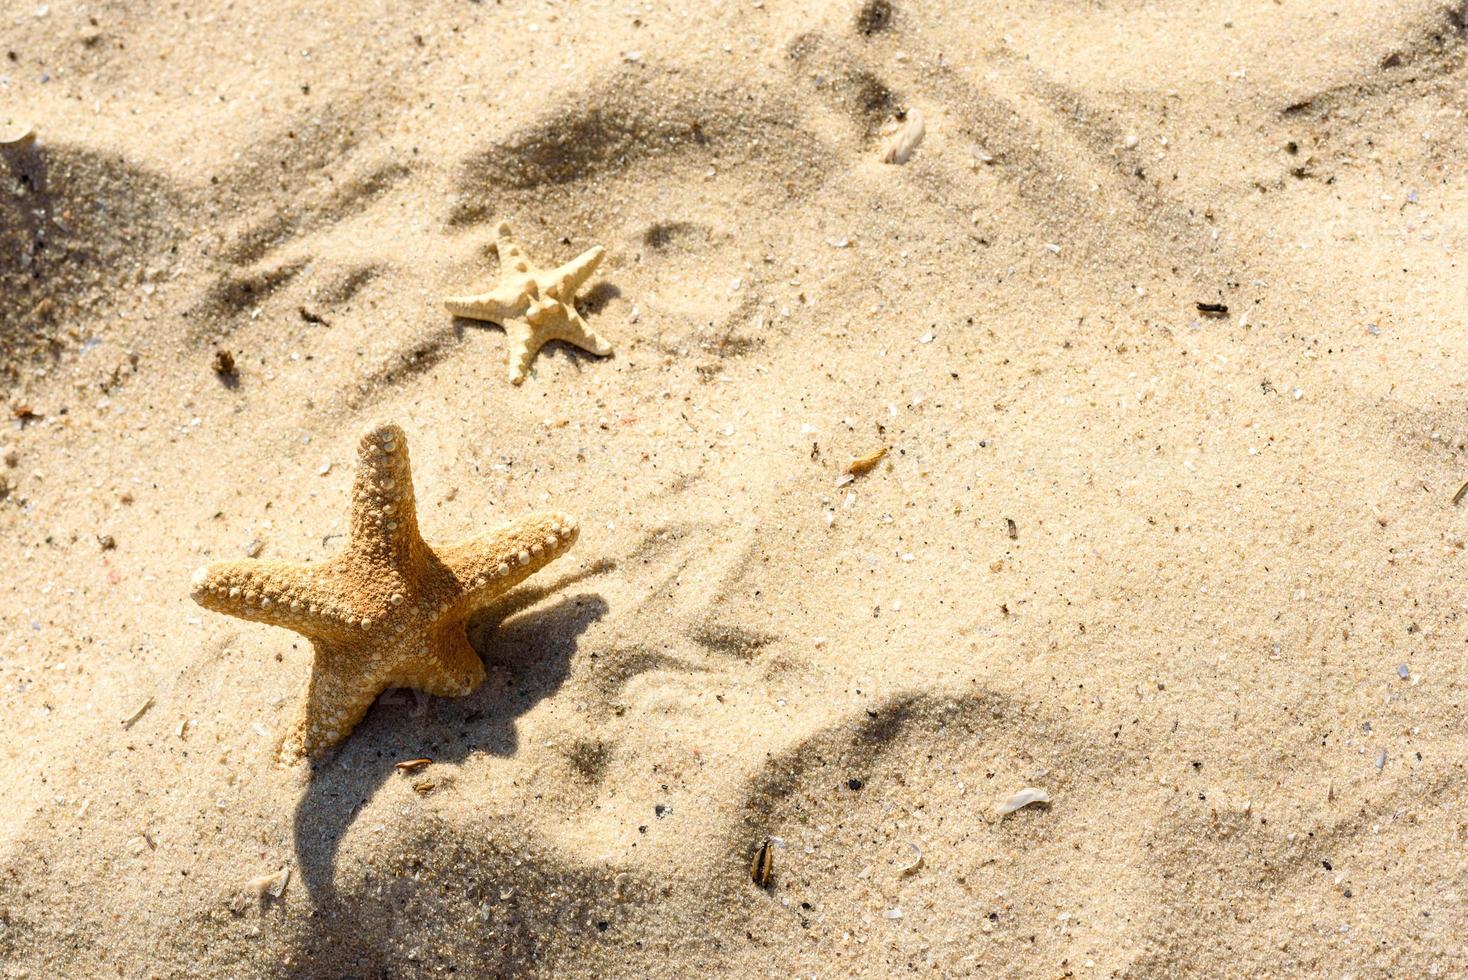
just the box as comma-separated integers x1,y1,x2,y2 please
1,0,1466,975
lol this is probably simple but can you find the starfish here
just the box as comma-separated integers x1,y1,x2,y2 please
444,221,614,385
189,421,580,763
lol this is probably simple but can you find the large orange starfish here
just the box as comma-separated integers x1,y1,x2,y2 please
189,421,579,763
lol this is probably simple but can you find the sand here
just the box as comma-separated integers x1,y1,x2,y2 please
1,0,1466,975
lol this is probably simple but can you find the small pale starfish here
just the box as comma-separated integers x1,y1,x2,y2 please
445,221,614,385
189,421,580,763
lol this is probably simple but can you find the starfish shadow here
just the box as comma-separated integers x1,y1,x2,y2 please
579,281,620,314
290,572,611,902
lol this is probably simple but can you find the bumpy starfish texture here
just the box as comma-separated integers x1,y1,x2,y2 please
190,422,580,763
444,221,614,384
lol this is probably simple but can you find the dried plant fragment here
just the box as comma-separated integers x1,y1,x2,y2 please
751,837,775,888
846,446,889,476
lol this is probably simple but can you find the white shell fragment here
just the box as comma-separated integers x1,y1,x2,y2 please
880,108,925,164
997,786,1051,816
249,866,291,900
0,122,35,148
897,841,923,876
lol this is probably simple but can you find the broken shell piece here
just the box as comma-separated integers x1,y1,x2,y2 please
997,786,1051,816
897,841,923,876
880,108,925,164
249,866,291,900
0,123,35,149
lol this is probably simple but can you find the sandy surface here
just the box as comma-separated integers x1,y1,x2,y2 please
2,0,1466,975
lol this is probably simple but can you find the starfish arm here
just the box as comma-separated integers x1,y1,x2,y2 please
558,302,615,356
349,422,424,565
503,317,541,385
493,221,534,275
399,626,486,698
437,511,580,615
278,641,392,761
444,280,528,323
537,300,614,357
190,559,360,641
541,245,605,302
